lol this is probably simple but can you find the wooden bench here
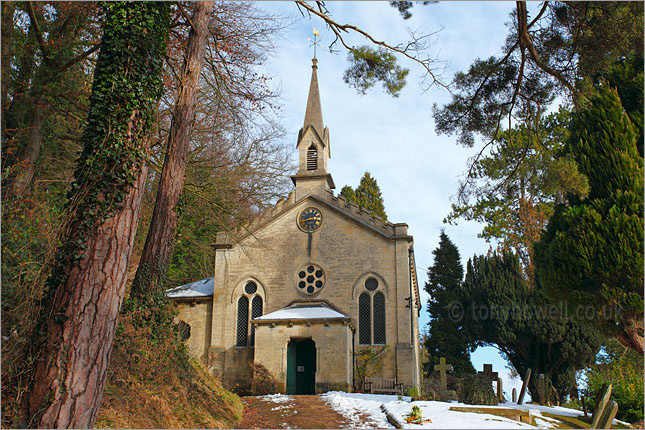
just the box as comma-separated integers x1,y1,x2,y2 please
363,377,404,395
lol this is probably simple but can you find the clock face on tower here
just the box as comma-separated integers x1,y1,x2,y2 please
298,207,322,232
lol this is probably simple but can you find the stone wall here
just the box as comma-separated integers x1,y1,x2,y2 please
210,191,421,389
173,300,212,364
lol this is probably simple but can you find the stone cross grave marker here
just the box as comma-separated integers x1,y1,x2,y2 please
434,357,453,391
596,400,618,429
478,364,498,381
512,388,517,403
590,384,612,429
478,364,500,402
517,368,531,405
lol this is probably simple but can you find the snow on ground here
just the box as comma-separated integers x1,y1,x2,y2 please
319,392,626,429
321,391,410,428
261,393,294,404
383,400,536,429
498,401,585,417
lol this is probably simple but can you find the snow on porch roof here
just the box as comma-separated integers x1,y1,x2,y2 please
254,303,349,320
165,277,213,299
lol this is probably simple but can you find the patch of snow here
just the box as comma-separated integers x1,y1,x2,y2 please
165,277,213,298
533,416,560,429
271,405,293,411
321,391,408,428
255,304,348,320
383,401,537,429
261,393,294,404
498,401,584,418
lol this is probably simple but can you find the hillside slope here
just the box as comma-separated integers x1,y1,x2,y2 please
96,308,242,429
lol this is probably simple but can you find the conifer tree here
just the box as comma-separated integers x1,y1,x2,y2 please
424,231,475,377
535,85,644,353
25,3,170,427
354,171,387,221
459,252,602,403
339,185,356,203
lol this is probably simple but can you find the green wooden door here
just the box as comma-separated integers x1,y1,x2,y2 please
295,339,316,394
286,338,316,394
286,341,297,394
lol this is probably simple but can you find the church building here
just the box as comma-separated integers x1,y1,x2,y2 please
166,59,422,394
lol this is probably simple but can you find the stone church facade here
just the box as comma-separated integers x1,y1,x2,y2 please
166,59,421,394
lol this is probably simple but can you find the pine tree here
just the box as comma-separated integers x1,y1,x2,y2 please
424,231,475,377
25,4,170,427
354,171,387,221
535,85,644,353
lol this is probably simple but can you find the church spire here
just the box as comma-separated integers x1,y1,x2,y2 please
292,58,335,197
303,58,324,136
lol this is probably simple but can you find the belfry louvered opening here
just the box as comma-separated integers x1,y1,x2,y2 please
307,144,318,170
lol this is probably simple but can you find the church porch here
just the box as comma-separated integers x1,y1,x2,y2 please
253,303,354,394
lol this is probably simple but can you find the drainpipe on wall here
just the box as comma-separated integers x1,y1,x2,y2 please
408,246,415,345
352,330,356,390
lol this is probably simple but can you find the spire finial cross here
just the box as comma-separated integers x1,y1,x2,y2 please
309,28,320,60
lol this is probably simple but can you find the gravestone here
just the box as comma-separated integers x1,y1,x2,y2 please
434,357,453,391
478,364,498,382
590,384,613,429
497,378,505,402
517,368,531,405
596,400,618,429
434,357,457,402
478,364,500,401
512,388,517,403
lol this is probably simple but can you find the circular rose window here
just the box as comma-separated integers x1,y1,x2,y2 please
296,263,325,295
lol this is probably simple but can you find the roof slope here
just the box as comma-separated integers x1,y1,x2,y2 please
255,303,349,320
165,277,214,298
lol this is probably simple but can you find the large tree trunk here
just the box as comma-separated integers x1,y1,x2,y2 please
12,95,44,196
131,1,213,298
26,163,148,428
25,3,169,427
1,1,15,112
617,318,644,354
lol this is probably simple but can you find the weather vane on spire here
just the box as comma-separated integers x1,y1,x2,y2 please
308,27,320,59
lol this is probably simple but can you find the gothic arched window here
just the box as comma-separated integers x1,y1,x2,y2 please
358,277,386,345
236,296,249,347
236,281,263,347
358,293,371,345
307,144,318,170
373,292,386,344
250,296,263,346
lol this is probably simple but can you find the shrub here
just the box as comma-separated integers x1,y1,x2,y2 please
583,341,644,424
249,362,278,395
406,386,420,399
457,374,498,405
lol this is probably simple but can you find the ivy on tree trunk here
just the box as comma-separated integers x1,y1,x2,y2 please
130,1,214,303
26,3,169,428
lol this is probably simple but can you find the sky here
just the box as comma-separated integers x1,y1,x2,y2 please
256,1,527,397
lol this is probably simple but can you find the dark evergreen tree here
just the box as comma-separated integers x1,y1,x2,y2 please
534,85,644,353
339,185,356,203
458,252,602,404
424,231,475,377
354,172,387,221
